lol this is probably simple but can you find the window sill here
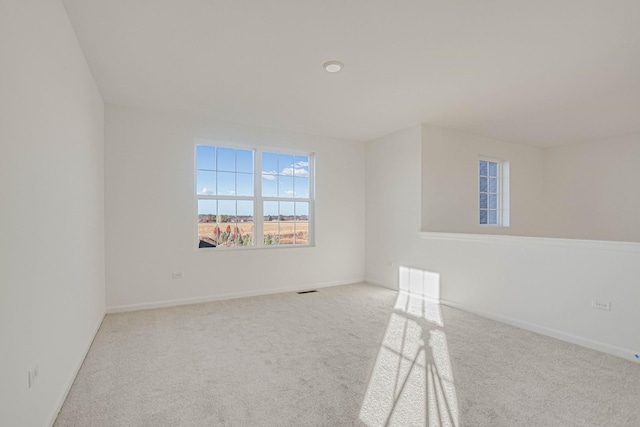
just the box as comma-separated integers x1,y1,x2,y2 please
196,243,315,252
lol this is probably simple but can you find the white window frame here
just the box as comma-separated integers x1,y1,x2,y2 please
195,141,315,250
478,156,510,227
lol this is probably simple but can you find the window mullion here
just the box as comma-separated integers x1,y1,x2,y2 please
204,195,254,201
262,197,310,202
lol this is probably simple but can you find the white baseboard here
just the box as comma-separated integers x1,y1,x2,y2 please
440,298,638,363
48,308,106,427
364,277,396,290
106,278,366,314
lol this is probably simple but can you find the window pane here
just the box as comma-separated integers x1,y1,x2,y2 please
263,229,279,245
488,210,498,224
278,175,294,197
236,200,254,247
278,227,294,245
237,200,253,217
279,201,295,245
197,146,216,171
294,156,310,178
198,199,217,216
263,201,279,219
479,193,488,209
263,201,279,246
479,209,488,224
236,173,254,196
295,202,309,245
196,170,216,195
489,178,498,193
217,172,235,196
295,201,309,218
218,199,236,221
279,154,294,175
479,160,487,176
479,177,487,192
294,177,309,198
262,151,278,174
218,200,236,247
236,149,253,173
489,194,498,209
280,201,294,216
295,222,309,245
488,162,498,177
217,148,235,172
198,200,218,247
262,173,277,197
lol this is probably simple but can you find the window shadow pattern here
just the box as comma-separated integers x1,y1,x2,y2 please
360,267,459,427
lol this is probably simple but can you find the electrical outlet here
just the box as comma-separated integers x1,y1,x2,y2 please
28,364,39,388
172,272,184,279
592,300,611,310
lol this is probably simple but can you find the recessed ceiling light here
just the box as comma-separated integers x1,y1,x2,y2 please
323,60,344,73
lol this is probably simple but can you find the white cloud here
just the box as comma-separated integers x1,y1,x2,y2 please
285,190,294,195
199,187,215,195
280,167,309,177
263,163,309,178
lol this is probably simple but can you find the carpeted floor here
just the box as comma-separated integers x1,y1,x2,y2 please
55,283,640,426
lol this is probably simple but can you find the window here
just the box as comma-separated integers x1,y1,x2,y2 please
196,144,313,249
261,151,311,246
478,158,509,226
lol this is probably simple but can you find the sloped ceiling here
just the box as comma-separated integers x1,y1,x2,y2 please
62,0,640,145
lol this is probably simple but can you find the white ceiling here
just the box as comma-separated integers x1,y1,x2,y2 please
62,0,640,146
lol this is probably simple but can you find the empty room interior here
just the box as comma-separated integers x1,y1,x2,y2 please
3,1,640,426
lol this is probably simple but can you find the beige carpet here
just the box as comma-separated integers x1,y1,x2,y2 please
55,283,640,426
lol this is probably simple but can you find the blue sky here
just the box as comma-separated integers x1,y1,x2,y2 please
197,146,310,216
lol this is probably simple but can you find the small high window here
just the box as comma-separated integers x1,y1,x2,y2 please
479,158,509,226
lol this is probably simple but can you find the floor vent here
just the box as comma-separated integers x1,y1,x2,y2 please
297,290,318,294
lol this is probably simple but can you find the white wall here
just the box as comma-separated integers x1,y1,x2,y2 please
105,105,365,310
422,126,546,236
544,133,640,242
0,1,105,426
365,125,423,288
366,125,640,361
